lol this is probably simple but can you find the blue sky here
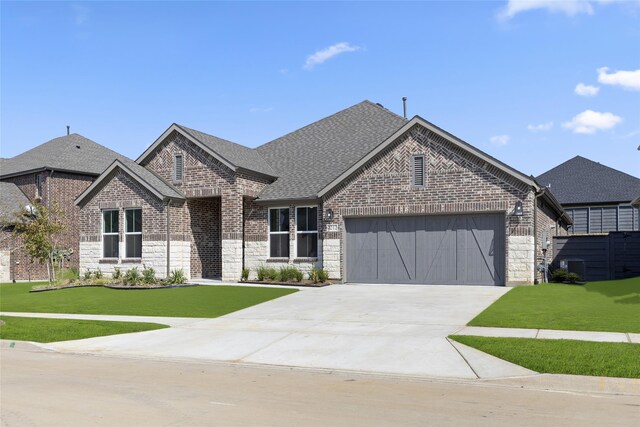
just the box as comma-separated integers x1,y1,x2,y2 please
2,1,639,178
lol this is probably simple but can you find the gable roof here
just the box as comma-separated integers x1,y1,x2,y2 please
136,124,277,178
317,114,539,199
537,156,640,205
75,158,184,206
0,181,30,222
0,134,128,178
256,100,407,201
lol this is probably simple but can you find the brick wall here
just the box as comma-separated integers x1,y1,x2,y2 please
322,124,537,284
2,171,94,280
535,197,568,281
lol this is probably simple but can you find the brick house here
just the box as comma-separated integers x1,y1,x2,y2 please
77,101,570,285
0,134,126,281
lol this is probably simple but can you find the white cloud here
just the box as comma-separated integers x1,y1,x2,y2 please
249,107,273,113
527,121,554,132
489,135,511,146
597,67,640,91
574,83,600,96
562,110,622,134
498,0,594,20
303,42,360,70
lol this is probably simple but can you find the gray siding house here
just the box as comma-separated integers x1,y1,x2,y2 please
538,156,640,234
76,101,570,286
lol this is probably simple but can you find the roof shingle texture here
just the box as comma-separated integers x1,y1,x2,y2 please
115,158,184,200
176,125,276,177
256,100,407,200
0,134,128,178
537,156,640,205
0,181,30,221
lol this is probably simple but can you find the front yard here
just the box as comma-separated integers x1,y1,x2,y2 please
456,276,640,379
0,282,297,318
469,276,640,333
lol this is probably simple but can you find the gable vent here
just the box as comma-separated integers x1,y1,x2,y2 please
413,155,425,187
174,154,184,182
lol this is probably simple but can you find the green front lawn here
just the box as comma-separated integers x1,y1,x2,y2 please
0,282,297,318
469,277,640,333
0,315,167,343
450,335,640,379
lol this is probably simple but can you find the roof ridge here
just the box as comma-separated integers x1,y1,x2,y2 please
176,123,251,151
361,99,407,121
257,100,393,151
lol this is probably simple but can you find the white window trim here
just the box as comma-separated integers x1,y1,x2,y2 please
294,205,319,259
35,175,42,198
268,207,290,259
102,209,119,259
173,152,184,182
124,208,142,259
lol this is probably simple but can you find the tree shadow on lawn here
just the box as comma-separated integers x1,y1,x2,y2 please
582,276,640,304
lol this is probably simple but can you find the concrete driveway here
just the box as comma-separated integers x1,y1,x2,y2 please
47,284,529,379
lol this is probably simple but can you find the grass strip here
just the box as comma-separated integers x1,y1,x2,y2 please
0,315,168,343
450,335,640,379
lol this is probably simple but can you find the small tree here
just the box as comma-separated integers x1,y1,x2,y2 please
13,201,65,283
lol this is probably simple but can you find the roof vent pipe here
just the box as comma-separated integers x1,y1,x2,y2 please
402,97,407,119
66,125,70,135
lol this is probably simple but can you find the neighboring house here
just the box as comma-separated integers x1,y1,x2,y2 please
0,181,32,282
77,101,569,286
0,134,126,281
538,156,640,235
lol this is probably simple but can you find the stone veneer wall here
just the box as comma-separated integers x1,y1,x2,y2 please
322,124,538,285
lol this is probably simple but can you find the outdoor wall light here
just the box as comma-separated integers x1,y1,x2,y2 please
324,208,334,222
513,200,524,217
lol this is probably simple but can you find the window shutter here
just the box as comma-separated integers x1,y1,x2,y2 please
174,154,184,181
413,155,424,187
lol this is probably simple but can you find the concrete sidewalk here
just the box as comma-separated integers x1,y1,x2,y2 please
0,312,204,327
456,326,640,344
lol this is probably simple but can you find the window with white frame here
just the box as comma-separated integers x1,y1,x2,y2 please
269,208,289,258
35,175,42,198
102,210,119,258
174,153,184,182
296,206,318,258
125,208,142,258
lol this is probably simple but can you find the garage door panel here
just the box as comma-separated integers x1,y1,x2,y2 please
346,213,505,286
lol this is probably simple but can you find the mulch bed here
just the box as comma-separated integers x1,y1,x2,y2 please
240,280,332,288
29,283,197,293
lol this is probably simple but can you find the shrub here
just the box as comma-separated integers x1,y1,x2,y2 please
83,270,93,281
94,268,103,279
55,268,79,285
256,265,279,282
551,268,568,283
309,267,329,284
279,266,302,282
241,268,249,282
142,266,156,284
124,267,141,286
168,268,186,285
567,272,582,284
112,267,122,281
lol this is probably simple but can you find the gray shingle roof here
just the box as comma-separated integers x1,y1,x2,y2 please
0,181,30,222
537,156,640,205
76,158,184,206
176,124,277,177
0,134,128,178
256,100,407,200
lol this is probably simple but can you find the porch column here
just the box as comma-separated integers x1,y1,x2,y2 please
221,191,243,281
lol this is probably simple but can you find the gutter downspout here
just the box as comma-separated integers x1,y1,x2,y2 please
533,190,539,284
166,200,171,278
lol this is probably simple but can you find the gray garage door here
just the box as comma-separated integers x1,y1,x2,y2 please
345,214,505,286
